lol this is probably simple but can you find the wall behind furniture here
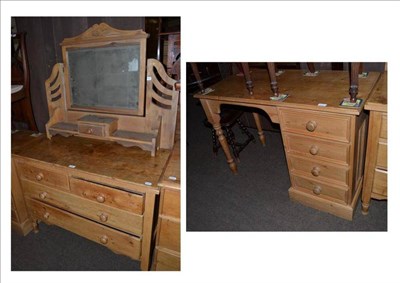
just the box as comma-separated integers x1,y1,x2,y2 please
14,17,145,132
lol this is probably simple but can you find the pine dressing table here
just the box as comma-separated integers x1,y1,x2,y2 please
195,69,382,220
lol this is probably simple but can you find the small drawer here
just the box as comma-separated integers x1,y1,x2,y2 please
279,108,351,142
158,218,180,252
380,114,387,139
69,178,144,215
27,199,141,260
15,159,69,191
372,169,387,197
23,180,143,236
291,175,348,204
284,133,350,165
287,155,349,187
376,142,387,170
160,188,180,219
78,124,105,137
154,248,180,271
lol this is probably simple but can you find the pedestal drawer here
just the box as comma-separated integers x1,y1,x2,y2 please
372,169,387,197
158,218,180,252
376,142,387,170
287,155,349,187
15,159,69,191
154,248,180,271
291,175,348,204
69,178,144,215
27,199,141,260
284,133,350,165
23,180,143,236
279,108,351,142
160,188,180,219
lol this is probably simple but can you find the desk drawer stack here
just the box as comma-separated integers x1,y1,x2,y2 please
362,72,387,214
12,134,171,270
279,107,368,220
153,141,181,271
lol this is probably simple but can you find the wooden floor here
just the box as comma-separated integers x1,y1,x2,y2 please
196,69,381,115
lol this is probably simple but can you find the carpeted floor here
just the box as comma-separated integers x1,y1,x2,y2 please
186,93,387,231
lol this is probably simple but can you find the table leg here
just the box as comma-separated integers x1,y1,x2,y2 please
267,62,279,96
252,113,266,146
200,99,238,174
349,62,360,102
241,63,254,95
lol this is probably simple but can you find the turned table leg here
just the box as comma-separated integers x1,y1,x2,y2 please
267,62,279,96
349,62,360,102
252,112,266,146
241,63,254,95
200,99,238,174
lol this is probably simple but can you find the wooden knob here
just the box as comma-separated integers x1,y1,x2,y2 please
306,121,317,132
36,172,44,181
313,185,322,195
309,145,319,155
100,235,108,245
311,167,320,177
39,192,48,199
96,195,105,203
99,213,108,222
44,212,50,219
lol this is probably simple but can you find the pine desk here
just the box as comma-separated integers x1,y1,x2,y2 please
195,69,381,220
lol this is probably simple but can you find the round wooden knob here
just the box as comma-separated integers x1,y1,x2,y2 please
96,195,105,203
44,212,50,219
39,192,48,199
313,185,322,195
36,172,44,181
87,128,94,134
306,121,317,132
99,213,108,222
100,235,108,244
309,145,319,155
311,167,320,177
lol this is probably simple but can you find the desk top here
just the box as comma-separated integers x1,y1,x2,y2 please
194,69,381,115
365,72,387,113
158,139,180,190
12,131,171,190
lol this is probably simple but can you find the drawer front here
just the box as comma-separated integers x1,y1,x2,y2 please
372,169,387,197
70,178,144,215
158,218,180,252
15,159,69,191
288,155,349,186
27,199,141,260
154,248,180,271
291,175,348,204
376,142,387,170
380,114,387,139
279,108,351,142
78,124,105,137
284,133,350,165
160,188,180,219
23,180,143,236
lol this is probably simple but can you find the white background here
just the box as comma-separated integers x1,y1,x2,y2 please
1,1,400,283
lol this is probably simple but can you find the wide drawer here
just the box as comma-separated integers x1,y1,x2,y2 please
27,199,141,260
376,142,387,170
284,133,350,165
158,218,180,252
287,155,349,187
291,175,348,204
154,247,180,271
279,108,351,142
160,188,180,219
372,169,387,197
23,180,143,236
69,178,144,215
15,159,69,191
